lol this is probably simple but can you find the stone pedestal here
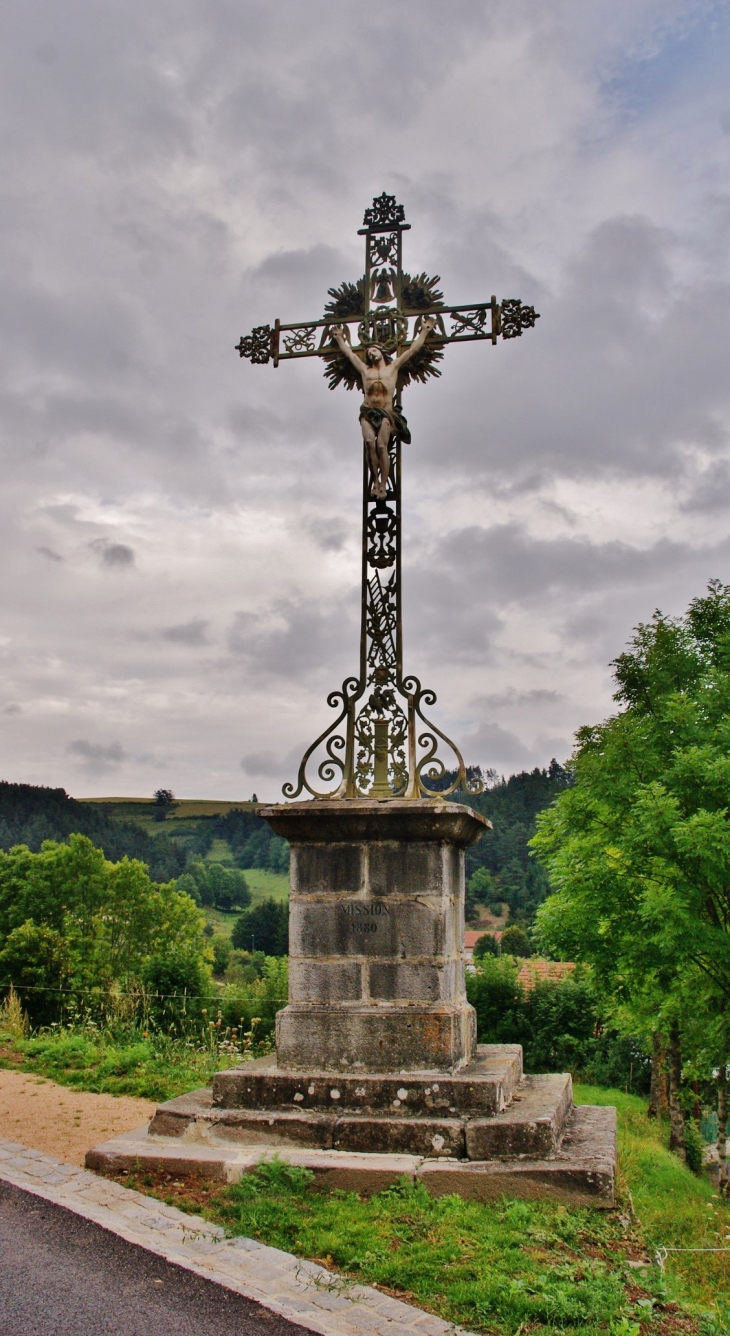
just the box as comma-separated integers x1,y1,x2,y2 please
86,796,617,1207
262,799,487,1074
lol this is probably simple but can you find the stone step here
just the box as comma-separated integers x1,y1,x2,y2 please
86,1104,617,1208
210,1043,523,1118
148,1068,570,1161
465,1073,573,1160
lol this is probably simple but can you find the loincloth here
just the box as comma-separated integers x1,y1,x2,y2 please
359,403,411,445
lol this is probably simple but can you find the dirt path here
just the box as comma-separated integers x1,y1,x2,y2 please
0,1070,156,1166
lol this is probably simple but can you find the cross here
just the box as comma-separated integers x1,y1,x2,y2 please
236,193,539,801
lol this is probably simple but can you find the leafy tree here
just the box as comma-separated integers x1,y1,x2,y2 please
532,580,730,1148
209,935,231,976
0,834,208,1024
232,898,289,956
500,925,532,958
178,858,250,912
152,789,176,822
473,933,501,959
0,921,69,1027
141,951,212,1028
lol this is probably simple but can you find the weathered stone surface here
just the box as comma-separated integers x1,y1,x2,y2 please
289,897,446,960
276,1003,475,1073
465,1073,573,1160
333,1116,465,1158
418,1107,617,1207
367,842,455,897
211,1045,523,1117
261,799,489,848
87,1102,617,1207
287,960,362,1003
368,961,457,1002
291,843,364,894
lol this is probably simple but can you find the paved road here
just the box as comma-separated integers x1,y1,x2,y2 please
0,1182,314,1336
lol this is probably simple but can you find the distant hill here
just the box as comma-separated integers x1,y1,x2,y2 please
81,797,288,875
0,783,185,882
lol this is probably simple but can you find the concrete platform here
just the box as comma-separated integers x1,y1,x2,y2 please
86,1104,617,1207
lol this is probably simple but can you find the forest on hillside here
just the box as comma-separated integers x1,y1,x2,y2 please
0,767,569,924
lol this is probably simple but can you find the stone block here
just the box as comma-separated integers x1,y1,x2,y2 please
288,959,363,1003
368,961,457,1002
367,842,446,897
291,843,363,894
276,1003,475,1072
206,1109,336,1149
334,1115,465,1158
465,1073,573,1160
289,898,444,960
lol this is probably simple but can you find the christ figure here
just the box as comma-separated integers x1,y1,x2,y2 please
330,317,437,498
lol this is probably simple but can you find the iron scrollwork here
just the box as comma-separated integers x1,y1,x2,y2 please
363,193,406,230
500,299,540,339
235,325,273,364
282,325,317,354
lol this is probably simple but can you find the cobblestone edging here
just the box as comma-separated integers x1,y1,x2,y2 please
0,1138,474,1336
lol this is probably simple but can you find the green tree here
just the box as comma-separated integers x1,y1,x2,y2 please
0,834,209,1024
532,581,730,1148
473,932,501,959
232,898,289,956
0,921,69,1027
500,925,532,957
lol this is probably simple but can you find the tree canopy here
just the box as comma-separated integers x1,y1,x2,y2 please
532,580,730,1077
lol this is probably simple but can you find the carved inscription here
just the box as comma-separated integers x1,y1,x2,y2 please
339,902,390,934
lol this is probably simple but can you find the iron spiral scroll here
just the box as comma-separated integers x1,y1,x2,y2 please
283,440,484,802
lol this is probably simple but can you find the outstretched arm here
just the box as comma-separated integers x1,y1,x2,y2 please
330,324,368,376
392,315,437,370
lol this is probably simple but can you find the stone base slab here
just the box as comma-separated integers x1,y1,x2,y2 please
275,1002,476,1073
210,1043,522,1118
86,1105,616,1207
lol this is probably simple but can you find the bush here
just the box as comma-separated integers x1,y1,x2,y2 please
232,899,289,956
465,961,651,1092
141,952,212,1031
473,933,501,959
684,1117,704,1175
0,921,69,1027
209,935,231,976
500,925,532,957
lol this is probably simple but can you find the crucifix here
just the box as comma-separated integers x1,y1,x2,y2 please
236,194,539,802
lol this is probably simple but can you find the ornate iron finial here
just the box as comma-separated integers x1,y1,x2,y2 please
236,198,539,801
362,193,406,231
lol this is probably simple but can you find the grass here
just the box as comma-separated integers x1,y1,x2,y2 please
574,1085,730,1321
116,1148,726,1336
0,1026,273,1102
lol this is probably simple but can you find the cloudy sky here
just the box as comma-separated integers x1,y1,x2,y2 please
2,0,730,800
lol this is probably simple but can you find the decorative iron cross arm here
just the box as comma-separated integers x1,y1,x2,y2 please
236,298,538,367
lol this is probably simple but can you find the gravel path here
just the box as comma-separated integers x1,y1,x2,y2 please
0,1069,155,1165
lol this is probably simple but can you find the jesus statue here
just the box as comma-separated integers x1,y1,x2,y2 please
330,317,437,498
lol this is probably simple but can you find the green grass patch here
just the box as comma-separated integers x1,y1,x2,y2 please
0,1027,267,1102
575,1085,730,1319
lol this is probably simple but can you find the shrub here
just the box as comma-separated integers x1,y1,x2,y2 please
684,1117,704,1174
473,933,501,959
141,952,212,1031
0,921,70,1027
209,935,231,976
500,925,533,957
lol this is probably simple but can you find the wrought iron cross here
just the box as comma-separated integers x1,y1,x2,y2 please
236,194,539,801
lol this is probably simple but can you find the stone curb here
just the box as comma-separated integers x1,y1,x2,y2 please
0,1138,474,1336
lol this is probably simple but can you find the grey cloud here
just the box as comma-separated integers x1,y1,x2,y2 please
161,618,210,646
461,721,533,771
96,542,135,568
228,596,357,682
3,704,22,715
240,751,280,778
37,546,63,562
473,688,564,709
67,739,126,774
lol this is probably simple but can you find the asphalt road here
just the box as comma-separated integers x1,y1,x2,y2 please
0,1181,314,1336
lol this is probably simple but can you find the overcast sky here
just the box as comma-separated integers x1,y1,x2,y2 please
2,0,730,800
